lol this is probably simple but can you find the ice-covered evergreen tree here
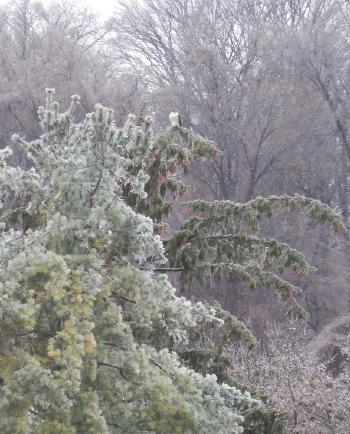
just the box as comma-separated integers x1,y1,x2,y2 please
0,90,343,433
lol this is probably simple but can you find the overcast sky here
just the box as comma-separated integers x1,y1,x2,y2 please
76,0,119,19
0,0,120,20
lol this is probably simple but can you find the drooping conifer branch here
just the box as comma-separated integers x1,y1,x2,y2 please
162,194,344,320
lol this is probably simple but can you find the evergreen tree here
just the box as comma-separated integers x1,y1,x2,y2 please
0,90,344,433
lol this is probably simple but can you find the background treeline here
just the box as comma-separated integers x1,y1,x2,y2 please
1,0,350,335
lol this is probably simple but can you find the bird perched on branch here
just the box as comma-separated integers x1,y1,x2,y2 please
169,109,182,128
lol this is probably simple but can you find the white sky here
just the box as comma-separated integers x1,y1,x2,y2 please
0,0,120,20
75,0,119,19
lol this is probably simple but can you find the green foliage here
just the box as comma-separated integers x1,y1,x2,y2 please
167,196,344,320
121,116,218,225
0,91,258,433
